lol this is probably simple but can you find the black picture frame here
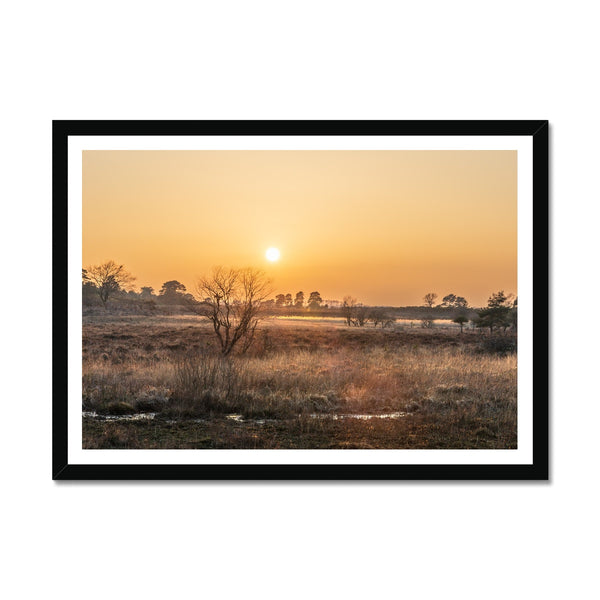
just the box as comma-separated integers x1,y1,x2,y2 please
53,120,548,480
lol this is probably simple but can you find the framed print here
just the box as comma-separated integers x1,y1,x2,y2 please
52,120,548,480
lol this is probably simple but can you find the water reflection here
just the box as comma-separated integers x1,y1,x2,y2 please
309,412,408,420
83,411,156,421
83,411,407,423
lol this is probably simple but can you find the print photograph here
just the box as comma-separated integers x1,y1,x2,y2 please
52,121,548,479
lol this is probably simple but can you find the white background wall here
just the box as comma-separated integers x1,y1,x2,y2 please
1,2,596,599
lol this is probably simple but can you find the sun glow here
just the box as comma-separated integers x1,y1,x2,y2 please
83,150,517,306
266,247,280,262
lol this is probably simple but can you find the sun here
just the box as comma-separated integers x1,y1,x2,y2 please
265,247,280,262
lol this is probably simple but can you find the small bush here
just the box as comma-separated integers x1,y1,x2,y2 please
173,353,246,402
478,336,517,355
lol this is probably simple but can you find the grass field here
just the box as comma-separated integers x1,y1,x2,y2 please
82,314,517,449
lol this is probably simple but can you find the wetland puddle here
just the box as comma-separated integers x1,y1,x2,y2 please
83,411,408,423
309,412,408,420
83,411,157,421
227,412,409,423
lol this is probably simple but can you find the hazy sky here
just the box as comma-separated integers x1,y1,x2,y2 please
82,150,517,307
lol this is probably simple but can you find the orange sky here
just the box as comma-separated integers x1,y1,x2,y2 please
82,150,517,307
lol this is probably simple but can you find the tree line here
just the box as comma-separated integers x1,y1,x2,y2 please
83,263,196,308
421,291,517,334
272,291,324,310
83,260,517,355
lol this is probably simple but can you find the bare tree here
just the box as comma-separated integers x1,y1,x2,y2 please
195,267,272,356
342,296,357,326
84,260,136,307
354,304,369,326
423,292,438,307
342,296,375,327
370,308,395,328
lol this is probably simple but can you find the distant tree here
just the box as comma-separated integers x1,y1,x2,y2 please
158,280,191,305
441,293,457,307
476,290,514,334
441,293,469,308
487,290,509,308
84,260,135,308
160,280,185,294
285,293,293,306
294,291,304,308
423,292,438,307
275,293,286,307
342,296,357,325
140,286,155,299
354,304,369,326
159,280,185,296
308,291,323,310
194,267,272,356
370,308,395,328
342,297,388,328
511,297,518,331
82,269,97,305
369,309,381,328
453,314,469,333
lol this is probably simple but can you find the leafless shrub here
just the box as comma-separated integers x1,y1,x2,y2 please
192,267,272,355
173,353,246,403
84,260,136,308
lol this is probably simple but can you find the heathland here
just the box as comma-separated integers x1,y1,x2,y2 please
82,311,517,450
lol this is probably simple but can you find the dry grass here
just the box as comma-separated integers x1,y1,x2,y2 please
82,315,517,449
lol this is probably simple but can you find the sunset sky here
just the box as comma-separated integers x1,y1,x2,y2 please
82,150,517,307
